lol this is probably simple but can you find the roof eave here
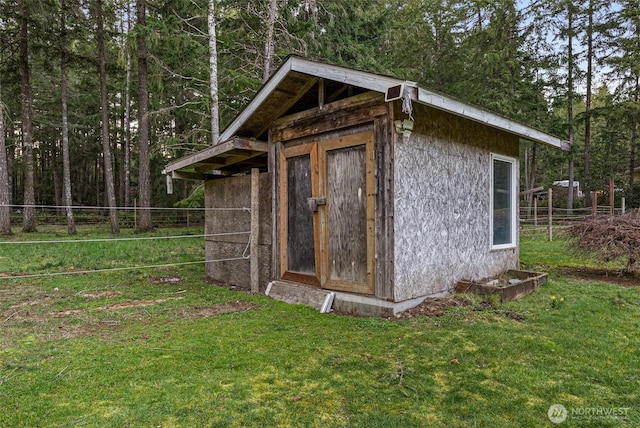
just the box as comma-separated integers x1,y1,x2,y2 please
416,88,570,151
220,56,405,142
167,58,569,176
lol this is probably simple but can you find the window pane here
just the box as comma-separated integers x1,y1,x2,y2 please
493,159,512,246
287,155,316,274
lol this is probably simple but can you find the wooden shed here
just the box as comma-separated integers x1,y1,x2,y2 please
165,57,568,316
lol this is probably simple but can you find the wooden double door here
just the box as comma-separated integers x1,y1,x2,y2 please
279,130,375,294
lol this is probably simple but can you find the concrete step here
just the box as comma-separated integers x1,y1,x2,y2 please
265,281,335,313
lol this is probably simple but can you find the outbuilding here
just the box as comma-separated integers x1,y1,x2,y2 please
165,56,568,316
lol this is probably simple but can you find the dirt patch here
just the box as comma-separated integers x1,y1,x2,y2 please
2,296,257,341
50,297,187,318
176,301,257,319
0,285,48,306
391,297,469,319
48,322,122,340
2,297,186,321
3,295,258,323
77,290,123,299
558,267,640,287
149,276,183,285
6,296,53,312
388,297,527,322
493,309,526,322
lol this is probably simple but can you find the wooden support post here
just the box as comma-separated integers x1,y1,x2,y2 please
609,178,614,215
534,196,538,227
518,187,544,228
250,168,260,293
318,78,325,110
548,188,553,242
592,192,598,216
622,197,626,214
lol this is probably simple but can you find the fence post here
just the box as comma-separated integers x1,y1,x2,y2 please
592,192,597,216
250,168,260,293
622,197,626,214
609,178,614,215
548,188,553,242
134,198,137,230
534,196,538,227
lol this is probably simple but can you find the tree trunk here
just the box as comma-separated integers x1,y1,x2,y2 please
7,121,14,206
0,81,11,235
19,0,36,232
96,0,120,234
208,0,220,146
60,0,76,234
567,2,575,214
629,76,640,201
124,45,132,209
583,0,594,207
263,0,278,83
123,0,132,209
51,137,62,213
137,0,152,231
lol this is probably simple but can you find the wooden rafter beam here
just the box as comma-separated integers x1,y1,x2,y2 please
165,137,267,174
254,75,319,138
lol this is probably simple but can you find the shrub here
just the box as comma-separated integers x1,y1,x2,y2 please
568,212,640,272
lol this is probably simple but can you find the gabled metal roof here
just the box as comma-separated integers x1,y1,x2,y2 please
165,56,569,179
221,56,569,150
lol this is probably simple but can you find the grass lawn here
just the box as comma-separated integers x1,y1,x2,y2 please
0,226,638,427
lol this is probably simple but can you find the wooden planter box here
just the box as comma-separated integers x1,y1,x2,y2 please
456,270,548,302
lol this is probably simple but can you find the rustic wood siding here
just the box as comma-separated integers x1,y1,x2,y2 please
374,113,394,300
285,155,315,274
205,172,272,290
326,145,368,283
271,93,393,299
393,103,519,301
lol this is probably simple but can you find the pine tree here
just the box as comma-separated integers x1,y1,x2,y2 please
208,0,220,145
136,0,152,231
19,0,36,232
263,0,278,83
60,0,76,234
0,81,10,235
95,0,120,233
607,0,640,200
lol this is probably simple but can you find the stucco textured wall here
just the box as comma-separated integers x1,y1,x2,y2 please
393,105,519,301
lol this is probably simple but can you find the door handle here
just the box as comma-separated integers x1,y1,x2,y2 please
307,197,326,212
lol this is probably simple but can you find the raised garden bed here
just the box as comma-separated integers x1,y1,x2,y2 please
456,270,548,302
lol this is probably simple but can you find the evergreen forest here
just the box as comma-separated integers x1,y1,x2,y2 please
0,0,638,233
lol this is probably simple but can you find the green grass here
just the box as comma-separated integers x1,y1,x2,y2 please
0,228,638,427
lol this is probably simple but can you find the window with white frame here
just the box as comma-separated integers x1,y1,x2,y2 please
491,154,517,249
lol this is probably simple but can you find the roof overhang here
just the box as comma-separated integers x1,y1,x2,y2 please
416,88,570,151
165,56,569,180
164,136,267,181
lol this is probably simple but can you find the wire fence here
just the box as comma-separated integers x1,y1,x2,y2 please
0,204,250,228
519,205,623,226
519,202,630,239
0,205,252,282
2,205,206,228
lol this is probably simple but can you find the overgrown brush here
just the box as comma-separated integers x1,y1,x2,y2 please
568,212,640,272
